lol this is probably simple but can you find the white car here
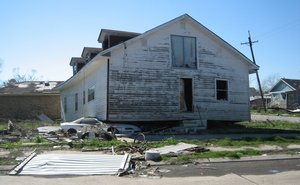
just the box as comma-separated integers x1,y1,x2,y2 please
60,117,141,136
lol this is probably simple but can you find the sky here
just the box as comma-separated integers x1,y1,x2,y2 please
0,0,300,88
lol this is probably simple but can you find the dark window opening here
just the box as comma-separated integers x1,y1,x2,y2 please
216,80,228,101
180,78,193,111
63,97,67,113
171,35,197,69
75,93,78,111
83,91,86,104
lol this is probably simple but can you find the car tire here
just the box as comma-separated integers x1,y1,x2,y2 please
108,127,120,134
67,128,77,135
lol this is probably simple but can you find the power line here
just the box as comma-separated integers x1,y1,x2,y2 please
256,18,300,40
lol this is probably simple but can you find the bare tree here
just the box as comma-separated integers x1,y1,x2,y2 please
3,68,42,87
12,68,40,82
261,73,281,92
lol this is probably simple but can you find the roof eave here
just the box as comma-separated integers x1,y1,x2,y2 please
55,54,109,91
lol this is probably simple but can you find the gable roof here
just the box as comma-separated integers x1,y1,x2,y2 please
81,47,103,59
70,57,85,66
57,14,259,91
97,29,141,43
282,78,300,90
99,13,259,73
269,78,300,92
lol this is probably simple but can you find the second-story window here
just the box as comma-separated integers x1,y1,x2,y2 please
171,35,197,69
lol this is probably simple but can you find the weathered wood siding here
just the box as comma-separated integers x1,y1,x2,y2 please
60,57,108,121
108,19,250,122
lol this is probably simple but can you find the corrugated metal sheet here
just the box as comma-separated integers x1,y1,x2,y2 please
14,153,130,175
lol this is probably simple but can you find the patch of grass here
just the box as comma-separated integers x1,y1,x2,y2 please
150,136,300,149
0,141,22,149
251,108,300,117
32,136,44,143
147,137,179,148
82,139,125,148
239,121,300,130
0,157,18,165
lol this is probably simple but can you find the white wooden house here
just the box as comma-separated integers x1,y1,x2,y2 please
56,14,258,128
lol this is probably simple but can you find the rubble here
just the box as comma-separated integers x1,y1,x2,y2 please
36,113,53,123
78,125,116,140
147,142,198,155
1,119,213,178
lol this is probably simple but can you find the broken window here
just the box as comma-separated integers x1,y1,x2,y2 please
63,97,67,113
180,78,193,111
88,85,95,102
75,93,78,111
216,80,228,101
171,35,197,68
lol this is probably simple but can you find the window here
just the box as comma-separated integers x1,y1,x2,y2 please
83,91,85,104
75,93,78,111
180,78,193,111
216,80,228,101
88,85,95,102
63,97,67,113
171,35,197,68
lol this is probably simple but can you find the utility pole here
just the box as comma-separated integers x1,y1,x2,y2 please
241,31,267,112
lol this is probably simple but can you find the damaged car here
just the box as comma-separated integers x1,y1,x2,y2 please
60,117,141,136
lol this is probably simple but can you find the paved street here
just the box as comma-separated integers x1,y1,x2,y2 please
162,158,300,177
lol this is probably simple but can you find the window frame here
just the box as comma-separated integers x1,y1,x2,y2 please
88,85,95,102
215,79,229,101
171,35,197,69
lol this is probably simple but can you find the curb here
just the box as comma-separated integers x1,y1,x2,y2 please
197,154,300,163
147,154,300,166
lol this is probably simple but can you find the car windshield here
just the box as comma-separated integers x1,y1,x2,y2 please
79,118,100,125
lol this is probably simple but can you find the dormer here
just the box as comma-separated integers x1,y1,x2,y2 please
70,57,85,75
81,47,102,63
98,29,141,50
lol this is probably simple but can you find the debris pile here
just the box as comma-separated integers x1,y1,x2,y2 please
1,119,210,177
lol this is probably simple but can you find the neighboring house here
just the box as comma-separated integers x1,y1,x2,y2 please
56,14,258,128
249,87,271,109
0,81,62,120
250,95,271,109
269,78,300,109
